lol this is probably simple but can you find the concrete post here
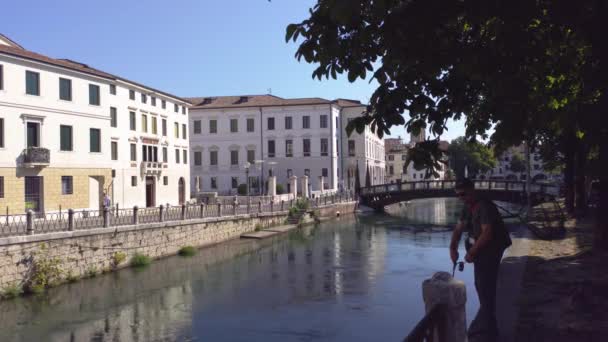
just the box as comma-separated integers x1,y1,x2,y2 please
200,203,205,218
301,176,309,198
26,210,34,235
217,203,222,217
422,272,467,342
319,176,325,193
268,176,277,197
181,204,187,220
289,176,298,198
67,209,74,231
159,204,165,222
133,206,139,225
103,207,110,228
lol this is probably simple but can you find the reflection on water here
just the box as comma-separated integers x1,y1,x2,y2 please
385,197,524,227
0,201,486,342
385,197,460,226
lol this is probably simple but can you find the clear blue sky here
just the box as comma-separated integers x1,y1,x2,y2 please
2,0,465,141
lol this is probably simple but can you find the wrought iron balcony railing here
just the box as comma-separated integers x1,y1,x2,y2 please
140,161,165,176
22,147,50,167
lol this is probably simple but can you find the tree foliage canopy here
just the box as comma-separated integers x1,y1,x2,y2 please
447,137,496,179
286,0,602,171
509,153,527,174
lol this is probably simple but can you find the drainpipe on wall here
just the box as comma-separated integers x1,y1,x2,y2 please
329,104,335,191
259,107,264,196
338,107,343,192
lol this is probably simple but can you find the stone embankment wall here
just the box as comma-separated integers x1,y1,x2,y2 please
0,202,356,292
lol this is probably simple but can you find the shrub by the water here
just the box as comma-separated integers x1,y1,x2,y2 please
1,283,22,299
178,246,197,257
130,253,151,267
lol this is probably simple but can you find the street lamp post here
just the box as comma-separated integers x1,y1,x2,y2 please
244,162,251,205
255,160,264,196
267,161,277,197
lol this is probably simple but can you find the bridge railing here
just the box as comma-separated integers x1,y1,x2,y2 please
362,180,558,196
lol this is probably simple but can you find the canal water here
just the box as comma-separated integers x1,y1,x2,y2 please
0,198,504,342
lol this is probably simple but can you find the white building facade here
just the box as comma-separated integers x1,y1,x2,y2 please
482,145,549,182
384,131,448,183
188,96,384,196
339,102,385,190
0,34,189,213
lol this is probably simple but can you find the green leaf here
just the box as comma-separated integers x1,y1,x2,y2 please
347,69,357,82
285,24,298,42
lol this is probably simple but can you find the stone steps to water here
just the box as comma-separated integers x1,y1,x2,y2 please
286,209,307,224
240,224,298,239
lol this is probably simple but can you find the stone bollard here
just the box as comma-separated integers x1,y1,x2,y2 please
26,210,34,235
217,203,222,217
181,204,187,220
133,206,139,225
103,207,110,228
301,176,309,198
68,209,75,231
289,176,298,197
422,272,467,342
159,205,165,222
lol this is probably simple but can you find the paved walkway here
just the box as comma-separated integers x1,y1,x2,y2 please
496,225,532,342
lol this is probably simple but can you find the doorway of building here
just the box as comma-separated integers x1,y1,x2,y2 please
88,176,101,210
26,122,40,147
24,176,43,213
146,176,156,207
178,177,185,205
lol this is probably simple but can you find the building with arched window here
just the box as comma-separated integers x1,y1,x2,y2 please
187,96,384,195
0,34,189,213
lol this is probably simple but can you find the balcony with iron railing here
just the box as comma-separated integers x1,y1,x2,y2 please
22,147,50,168
140,161,165,175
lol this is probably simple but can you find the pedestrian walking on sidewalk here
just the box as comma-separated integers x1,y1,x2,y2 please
449,178,512,341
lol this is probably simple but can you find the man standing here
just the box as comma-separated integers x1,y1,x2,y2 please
102,192,111,209
449,178,512,341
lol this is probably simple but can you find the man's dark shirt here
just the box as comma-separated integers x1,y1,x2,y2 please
459,197,512,256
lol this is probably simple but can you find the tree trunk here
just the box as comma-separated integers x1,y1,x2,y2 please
574,141,588,217
593,2,608,251
596,136,608,250
563,135,575,215
525,141,532,213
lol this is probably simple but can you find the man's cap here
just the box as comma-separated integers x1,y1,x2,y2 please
454,178,475,190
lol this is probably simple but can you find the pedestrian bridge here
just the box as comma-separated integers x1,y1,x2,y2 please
360,180,557,211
